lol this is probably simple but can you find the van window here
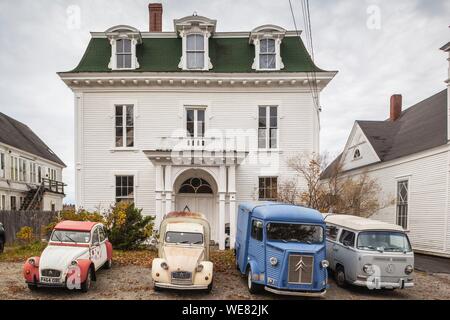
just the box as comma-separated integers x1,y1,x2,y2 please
326,225,339,241
251,220,263,242
339,230,355,247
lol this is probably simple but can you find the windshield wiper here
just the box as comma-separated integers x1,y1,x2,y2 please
192,241,203,244
64,234,77,243
177,241,190,244
53,233,63,242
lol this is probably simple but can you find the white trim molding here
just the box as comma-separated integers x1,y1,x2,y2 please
250,25,287,71
106,25,142,71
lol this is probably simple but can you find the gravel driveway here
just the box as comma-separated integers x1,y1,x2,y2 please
1,262,450,300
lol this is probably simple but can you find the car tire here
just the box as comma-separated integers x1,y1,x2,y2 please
246,269,263,294
104,258,112,269
206,279,214,293
336,266,347,288
0,240,4,254
27,284,38,291
153,283,161,292
80,268,93,293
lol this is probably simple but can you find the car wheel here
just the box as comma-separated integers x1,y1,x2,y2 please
0,240,4,254
336,266,347,288
206,279,214,293
153,283,161,292
246,269,263,294
27,284,38,291
104,258,112,269
81,268,92,293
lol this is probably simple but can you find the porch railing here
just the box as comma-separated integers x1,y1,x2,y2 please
42,178,65,195
159,137,248,152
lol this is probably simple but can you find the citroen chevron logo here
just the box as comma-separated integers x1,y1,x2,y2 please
295,258,306,272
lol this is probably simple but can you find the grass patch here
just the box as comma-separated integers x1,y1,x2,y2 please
0,242,47,263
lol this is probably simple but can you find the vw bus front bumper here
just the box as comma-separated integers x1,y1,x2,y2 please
353,276,414,289
264,286,326,297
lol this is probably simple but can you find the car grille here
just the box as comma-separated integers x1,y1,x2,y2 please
41,269,62,278
171,271,192,285
288,255,314,284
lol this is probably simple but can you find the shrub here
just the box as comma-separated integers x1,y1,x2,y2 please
16,226,34,245
105,202,154,250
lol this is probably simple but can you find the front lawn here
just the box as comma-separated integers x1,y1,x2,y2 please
0,242,47,263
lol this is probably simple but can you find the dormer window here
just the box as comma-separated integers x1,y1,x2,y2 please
106,25,142,70
186,34,205,69
353,148,361,160
116,39,132,69
259,39,276,69
250,25,286,71
174,15,216,71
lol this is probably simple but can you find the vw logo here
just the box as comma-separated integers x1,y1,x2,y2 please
295,258,306,272
386,264,395,274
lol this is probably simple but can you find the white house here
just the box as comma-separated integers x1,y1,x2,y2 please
59,4,336,249
321,42,450,258
0,112,66,212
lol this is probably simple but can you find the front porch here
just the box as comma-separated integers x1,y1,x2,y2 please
144,137,248,250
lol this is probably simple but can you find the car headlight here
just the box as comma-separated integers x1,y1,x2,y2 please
196,264,204,272
269,257,278,266
160,262,169,270
363,264,375,275
28,258,35,266
71,260,78,266
405,265,414,275
321,260,329,268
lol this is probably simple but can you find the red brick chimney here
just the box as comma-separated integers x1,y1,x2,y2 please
149,3,163,32
390,94,402,121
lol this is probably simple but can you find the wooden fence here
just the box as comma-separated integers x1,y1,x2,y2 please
0,211,59,244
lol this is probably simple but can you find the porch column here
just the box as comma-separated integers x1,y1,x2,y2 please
164,164,173,214
218,165,226,250
228,165,237,249
155,164,163,226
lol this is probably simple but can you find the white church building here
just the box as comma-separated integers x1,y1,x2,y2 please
59,4,336,249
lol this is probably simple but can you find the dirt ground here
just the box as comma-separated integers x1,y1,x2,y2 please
1,262,450,300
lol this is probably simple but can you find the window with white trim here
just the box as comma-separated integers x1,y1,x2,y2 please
30,163,36,183
10,196,17,211
115,105,134,148
0,194,6,210
19,158,27,182
258,106,278,149
116,39,132,69
186,108,205,138
10,156,18,181
259,177,278,201
186,34,205,70
47,168,57,181
259,39,276,69
396,180,409,229
0,152,5,179
115,175,134,203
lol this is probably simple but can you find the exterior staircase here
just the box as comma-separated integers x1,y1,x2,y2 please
19,184,45,211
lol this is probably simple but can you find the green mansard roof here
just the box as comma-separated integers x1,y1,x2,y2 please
66,36,328,74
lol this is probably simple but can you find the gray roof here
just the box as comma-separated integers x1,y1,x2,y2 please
0,113,66,167
322,89,448,178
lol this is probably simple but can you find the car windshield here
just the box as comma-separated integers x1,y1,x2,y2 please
51,230,91,244
357,231,412,252
266,223,324,244
165,231,203,245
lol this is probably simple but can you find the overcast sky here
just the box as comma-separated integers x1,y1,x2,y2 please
0,0,449,204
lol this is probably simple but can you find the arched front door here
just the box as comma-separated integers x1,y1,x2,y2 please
175,177,218,242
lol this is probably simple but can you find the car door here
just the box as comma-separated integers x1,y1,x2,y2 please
90,227,103,270
334,229,357,282
98,226,108,266
248,219,265,282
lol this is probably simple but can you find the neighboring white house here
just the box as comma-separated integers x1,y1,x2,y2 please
321,42,450,258
59,4,336,250
0,112,66,212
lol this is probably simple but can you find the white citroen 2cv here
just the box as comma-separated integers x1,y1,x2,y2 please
324,214,414,290
151,211,213,292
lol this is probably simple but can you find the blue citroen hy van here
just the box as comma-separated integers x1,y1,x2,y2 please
235,203,329,297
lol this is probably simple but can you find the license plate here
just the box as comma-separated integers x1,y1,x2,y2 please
40,277,61,284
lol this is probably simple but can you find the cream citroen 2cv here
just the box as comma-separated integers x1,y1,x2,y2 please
151,211,213,292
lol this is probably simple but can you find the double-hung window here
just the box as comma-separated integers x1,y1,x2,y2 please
116,39,132,69
186,34,205,70
186,108,205,138
0,152,5,179
258,106,278,149
115,105,134,148
259,39,276,69
396,180,409,229
10,156,18,181
259,177,278,201
115,175,134,203
19,159,27,182
30,163,36,183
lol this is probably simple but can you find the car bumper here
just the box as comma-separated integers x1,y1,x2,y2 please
26,281,66,288
153,282,209,290
264,286,327,297
353,279,414,289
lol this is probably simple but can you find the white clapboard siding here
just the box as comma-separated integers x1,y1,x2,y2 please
78,89,318,215
341,145,450,256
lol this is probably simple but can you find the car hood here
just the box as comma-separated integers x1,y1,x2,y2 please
267,241,325,254
39,245,89,271
162,246,204,272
